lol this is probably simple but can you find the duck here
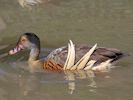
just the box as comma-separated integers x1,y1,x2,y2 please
9,32,126,72
18,0,43,8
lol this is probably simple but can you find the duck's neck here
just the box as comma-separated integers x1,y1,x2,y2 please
28,47,44,72
28,47,40,62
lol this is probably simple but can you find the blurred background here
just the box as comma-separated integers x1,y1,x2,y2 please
0,0,133,48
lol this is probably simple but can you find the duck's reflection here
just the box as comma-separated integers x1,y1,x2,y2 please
64,70,97,94
17,69,99,96
0,63,111,100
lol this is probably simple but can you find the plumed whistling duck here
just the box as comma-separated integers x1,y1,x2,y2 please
9,33,126,72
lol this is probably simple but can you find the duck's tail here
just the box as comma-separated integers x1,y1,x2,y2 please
111,52,129,62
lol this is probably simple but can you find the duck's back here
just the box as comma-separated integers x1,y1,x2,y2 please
46,44,125,66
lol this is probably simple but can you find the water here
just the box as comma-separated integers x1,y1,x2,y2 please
0,0,133,100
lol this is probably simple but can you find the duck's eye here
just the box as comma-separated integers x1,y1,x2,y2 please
21,39,26,42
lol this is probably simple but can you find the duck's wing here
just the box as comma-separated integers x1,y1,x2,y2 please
46,44,125,65
92,47,125,63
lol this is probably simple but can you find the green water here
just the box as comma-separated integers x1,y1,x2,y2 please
0,0,133,100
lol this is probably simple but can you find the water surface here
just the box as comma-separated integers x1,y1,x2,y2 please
0,0,133,100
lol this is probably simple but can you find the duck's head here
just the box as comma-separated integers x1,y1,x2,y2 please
9,32,40,55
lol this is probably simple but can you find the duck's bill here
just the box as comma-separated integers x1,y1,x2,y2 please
9,44,24,55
